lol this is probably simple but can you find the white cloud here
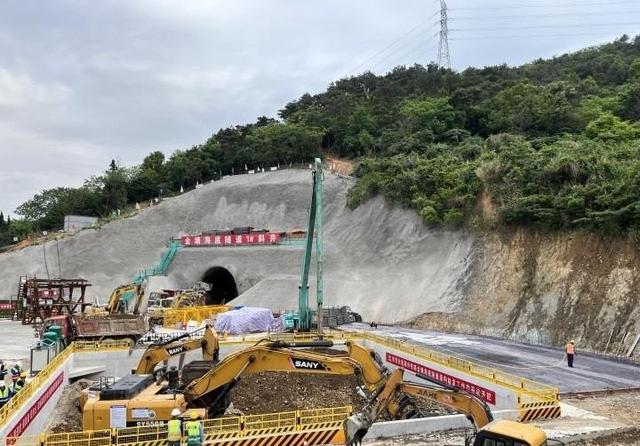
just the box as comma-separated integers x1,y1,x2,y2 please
0,69,72,107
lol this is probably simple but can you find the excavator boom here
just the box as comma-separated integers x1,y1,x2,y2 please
184,341,387,412
135,325,219,374
344,368,492,445
344,368,548,446
106,283,142,314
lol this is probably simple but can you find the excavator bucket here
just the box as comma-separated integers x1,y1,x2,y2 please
343,413,371,446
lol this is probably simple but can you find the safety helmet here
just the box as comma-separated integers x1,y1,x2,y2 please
16,361,22,368
0,382,5,387
190,411,198,420
570,340,575,344
20,372,28,378
171,408,181,417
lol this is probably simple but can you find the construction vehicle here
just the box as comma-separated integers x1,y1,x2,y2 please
344,368,549,446
82,340,387,429
41,313,146,347
284,157,325,332
134,325,219,374
106,283,144,314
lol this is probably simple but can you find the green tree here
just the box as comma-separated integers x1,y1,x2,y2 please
584,113,640,141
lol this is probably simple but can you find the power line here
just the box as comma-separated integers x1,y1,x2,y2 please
450,31,625,41
378,38,439,74
450,21,640,33
346,14,438,76
437,0,451,69
449,0,639,11
450,10,640,21
370,30,439,73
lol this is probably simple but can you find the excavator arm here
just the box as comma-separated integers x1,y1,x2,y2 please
106,283,142,314
184,341,387,412
344,368,493,445
135,326,220,374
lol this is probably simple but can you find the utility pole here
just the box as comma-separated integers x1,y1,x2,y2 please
437,0,451,69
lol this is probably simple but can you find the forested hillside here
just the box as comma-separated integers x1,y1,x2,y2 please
4,35,640,242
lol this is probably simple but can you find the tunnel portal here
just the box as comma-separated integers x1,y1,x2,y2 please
201,266,238,305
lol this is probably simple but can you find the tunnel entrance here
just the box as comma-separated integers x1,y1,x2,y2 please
201,267,238,305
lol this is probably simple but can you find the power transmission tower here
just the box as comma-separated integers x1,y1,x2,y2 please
437,0,451,69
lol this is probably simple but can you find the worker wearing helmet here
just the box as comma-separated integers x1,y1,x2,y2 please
185,411,204,446
11,372,27,395
10,361,23,382
0,382,10,408
167,409,182,446
565,340,576,368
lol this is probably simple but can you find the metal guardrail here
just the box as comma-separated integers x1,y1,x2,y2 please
0,343,73,427
0,340,131,429
1,327,556,438
5,406,352,446
349,331,559,403
219,329,558,404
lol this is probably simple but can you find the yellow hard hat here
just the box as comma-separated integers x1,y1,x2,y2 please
20,372,28,378
190,411,198,420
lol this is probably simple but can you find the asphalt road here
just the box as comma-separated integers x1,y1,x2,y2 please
347,323,640,393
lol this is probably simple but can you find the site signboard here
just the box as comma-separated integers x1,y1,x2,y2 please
386,352,497,405
181,232,280,246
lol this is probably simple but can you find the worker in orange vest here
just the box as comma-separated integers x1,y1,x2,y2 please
565,340,576,368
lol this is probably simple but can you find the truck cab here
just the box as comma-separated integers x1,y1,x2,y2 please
41,315,74,344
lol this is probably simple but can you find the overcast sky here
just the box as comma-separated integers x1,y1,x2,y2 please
1,0,638,216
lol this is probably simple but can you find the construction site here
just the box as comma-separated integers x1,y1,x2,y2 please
0,159,638,446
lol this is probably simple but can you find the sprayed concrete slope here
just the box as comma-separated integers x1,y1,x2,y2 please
0,170,474,322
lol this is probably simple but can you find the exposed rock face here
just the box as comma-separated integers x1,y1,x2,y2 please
1,169,638,355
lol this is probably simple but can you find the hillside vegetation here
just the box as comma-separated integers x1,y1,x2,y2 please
4,35,640,244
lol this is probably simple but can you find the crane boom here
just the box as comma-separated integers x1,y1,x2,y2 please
298,157,324,331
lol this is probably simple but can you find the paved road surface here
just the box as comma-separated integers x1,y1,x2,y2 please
347,323,640,393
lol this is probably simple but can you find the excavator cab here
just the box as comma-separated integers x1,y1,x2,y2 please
466,420,548,446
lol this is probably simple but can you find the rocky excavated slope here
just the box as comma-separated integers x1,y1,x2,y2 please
1,169,638,355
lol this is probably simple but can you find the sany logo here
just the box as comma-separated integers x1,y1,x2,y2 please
291,358,327,370
167,346,186,355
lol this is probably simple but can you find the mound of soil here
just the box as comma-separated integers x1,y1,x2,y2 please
46,379,93,433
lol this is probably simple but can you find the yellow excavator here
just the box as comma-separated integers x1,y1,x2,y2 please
134,325,219,374
83,339,548,445
105,283,144,314
344,368,549,446
82,340,387,429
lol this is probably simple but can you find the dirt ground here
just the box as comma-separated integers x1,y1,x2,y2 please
46,379,92,433
562,390,640,426
229,372,369,414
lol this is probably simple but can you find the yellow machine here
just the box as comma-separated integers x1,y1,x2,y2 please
134,325,219,374
106,283,143,314
344,368,549,446
82,340,387,429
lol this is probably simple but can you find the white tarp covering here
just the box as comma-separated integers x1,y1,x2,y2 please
214,307,280,335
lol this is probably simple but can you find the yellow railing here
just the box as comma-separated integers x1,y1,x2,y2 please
219,329,558,404
162,305,231,328
0,340,131,429
352,330,559,403
0,344,73,427
5,406,352,446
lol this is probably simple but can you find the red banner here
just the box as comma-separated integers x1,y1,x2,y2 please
181,232,281,247
7,372,65,440
0,302,15,310
386,352,496,405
